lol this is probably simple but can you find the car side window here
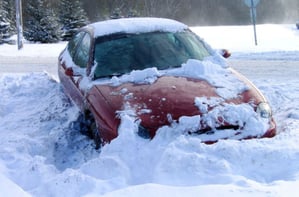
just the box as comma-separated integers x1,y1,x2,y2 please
73,33,91,68
68,32,85,59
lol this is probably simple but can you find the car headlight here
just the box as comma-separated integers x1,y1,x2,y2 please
256,102,272,119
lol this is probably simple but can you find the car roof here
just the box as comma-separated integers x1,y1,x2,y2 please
86,17,188,38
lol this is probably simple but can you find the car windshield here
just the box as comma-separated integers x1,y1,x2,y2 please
93,30,211,79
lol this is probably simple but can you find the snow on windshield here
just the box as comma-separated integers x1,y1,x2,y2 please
79,54,247,100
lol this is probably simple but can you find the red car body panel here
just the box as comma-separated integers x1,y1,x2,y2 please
89,76,219,140
87,86,120,142
75,74,275,143
58,58,85,111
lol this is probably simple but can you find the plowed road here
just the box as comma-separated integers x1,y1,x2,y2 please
0,56,298,80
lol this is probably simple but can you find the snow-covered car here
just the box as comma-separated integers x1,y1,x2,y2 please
58,17,276,148
296,21,299,29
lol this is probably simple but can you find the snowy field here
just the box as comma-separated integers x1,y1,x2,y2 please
0,24,299,197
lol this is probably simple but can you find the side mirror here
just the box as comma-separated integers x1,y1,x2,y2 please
221,49,231,59
65,67,74,76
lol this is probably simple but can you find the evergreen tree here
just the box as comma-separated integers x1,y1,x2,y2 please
58,0,89,41
110,8,123,19
0,0,11,44
5,0,16,34
24,0,61,43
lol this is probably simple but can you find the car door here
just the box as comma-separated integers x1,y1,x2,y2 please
59,31,92,110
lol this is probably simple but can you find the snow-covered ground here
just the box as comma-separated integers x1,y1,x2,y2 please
0,24,299,197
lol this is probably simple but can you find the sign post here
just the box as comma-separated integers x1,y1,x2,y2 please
15,0,23,50
244,0,260,46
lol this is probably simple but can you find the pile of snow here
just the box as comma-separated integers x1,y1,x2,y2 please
90,17,188,37
0,38,66,58
79,57,247,99
0,23,299,197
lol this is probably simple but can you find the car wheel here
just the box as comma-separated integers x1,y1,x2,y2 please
90,120,102,149
70,113,91,136
74,111,102,149
72,112,90,137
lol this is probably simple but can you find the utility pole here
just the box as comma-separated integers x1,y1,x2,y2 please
15,0,23,50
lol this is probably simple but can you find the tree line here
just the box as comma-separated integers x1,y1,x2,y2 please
81,0,298,25
1,0,298,44
1,0,89,43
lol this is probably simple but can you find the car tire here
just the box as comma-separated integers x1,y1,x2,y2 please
90,120,102,149
74,111,102,149
75,113,91,138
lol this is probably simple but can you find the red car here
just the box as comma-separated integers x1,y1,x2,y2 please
58,18,276,148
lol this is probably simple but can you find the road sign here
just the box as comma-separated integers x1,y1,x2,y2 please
244,0,260,8
243,0,260,45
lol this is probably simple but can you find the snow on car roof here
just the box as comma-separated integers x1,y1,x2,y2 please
88,17,189,37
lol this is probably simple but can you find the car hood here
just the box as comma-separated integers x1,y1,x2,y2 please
95,75,217,111
92,73,266,131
